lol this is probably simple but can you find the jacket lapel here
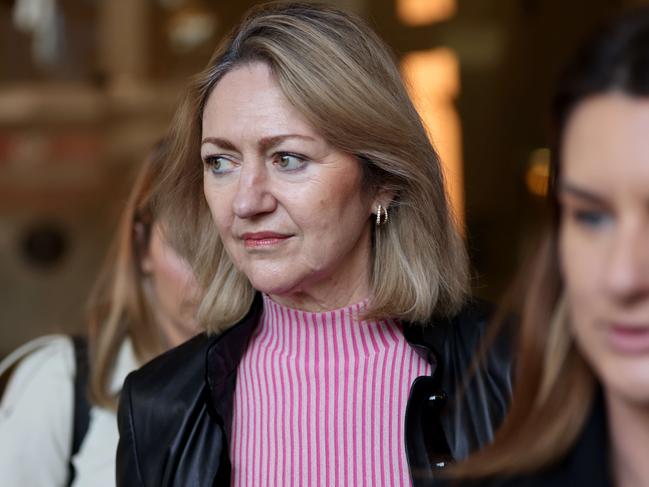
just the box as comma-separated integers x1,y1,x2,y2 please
205,293,264,447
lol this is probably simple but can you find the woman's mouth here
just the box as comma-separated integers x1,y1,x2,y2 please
608,324,649,355
241,231,292,249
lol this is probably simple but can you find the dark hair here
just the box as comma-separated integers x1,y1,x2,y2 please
450,6,649,479
550,7,649,215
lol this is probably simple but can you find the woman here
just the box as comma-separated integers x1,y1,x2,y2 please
116,3,512,486
0,140,200,487
446,8,649,487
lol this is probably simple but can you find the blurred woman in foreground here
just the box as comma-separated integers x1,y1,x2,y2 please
0,140,200,487
449,8,649,487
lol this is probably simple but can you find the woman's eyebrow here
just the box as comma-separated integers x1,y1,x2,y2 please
200,134,316,152
558,181,607,205
201,137,237,151
258,134,316,152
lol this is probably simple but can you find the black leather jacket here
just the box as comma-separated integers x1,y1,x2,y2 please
117,294,512,487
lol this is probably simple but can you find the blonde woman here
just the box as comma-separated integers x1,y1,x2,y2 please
0,140,200,487
117,3,512,486
446,8,649,487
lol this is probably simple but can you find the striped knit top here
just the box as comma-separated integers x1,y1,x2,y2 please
230,294,432,487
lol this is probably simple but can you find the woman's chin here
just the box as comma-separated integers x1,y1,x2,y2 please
601,362,649,407
247,275,299,299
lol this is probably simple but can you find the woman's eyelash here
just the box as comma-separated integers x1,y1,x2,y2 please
203,155,238,175
274,152,308,170
571,208,611,227
203,155,221,166
202,153,309,174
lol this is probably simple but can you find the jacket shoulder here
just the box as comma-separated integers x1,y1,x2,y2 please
118,333,214,463
448,298,495,339
431,299,513,460
447,298,510,356
125,332,211,399
406,298,498,355
117,333,224,486
447,299,512,382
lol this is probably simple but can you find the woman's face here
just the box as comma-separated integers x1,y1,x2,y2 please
142,223,200,347
201,62,379,310
559,93,649,405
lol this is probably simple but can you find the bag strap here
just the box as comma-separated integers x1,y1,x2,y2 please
67,335,91,487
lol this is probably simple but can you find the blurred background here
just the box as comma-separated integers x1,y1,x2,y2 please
0,0,645,356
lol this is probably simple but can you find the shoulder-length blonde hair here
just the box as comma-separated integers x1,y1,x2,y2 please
87,140,171,409
450,8,649,478
156,1,468,333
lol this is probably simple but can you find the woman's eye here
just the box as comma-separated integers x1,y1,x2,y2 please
204,156,236,174
275,153,307,171
573,209,610,228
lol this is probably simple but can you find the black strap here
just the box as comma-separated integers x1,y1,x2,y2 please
67,335,91,487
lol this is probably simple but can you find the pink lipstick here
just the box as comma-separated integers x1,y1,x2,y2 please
608,324,649,355
241,231,291,248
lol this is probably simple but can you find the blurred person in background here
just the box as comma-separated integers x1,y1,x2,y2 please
444,8,649,487
0,139,200,487
116,3,512,486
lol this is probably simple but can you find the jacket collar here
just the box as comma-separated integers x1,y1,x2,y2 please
202,293,445,445
205,293,264,444
203,295,445,374
402,319,448,382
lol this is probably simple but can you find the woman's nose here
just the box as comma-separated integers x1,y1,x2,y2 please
232,163,277,219
604,224,649,303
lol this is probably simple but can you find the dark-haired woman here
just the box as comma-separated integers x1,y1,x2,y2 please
446,8,649,487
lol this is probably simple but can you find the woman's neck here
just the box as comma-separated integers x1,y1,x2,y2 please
269,268,370,312
268,224,372,312
606,390,649,487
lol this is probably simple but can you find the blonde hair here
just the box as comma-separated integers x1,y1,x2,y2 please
87,141,171,409
156,1,469,333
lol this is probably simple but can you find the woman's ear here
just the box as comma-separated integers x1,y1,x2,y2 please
134,221,153,273
371,187,396,214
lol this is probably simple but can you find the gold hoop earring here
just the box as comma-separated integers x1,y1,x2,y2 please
375,204,388,226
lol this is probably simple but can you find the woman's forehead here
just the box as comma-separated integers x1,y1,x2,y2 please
202,63,322,144
561,94,649,192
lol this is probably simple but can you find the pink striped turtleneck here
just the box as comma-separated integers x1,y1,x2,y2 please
230,294,432,487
